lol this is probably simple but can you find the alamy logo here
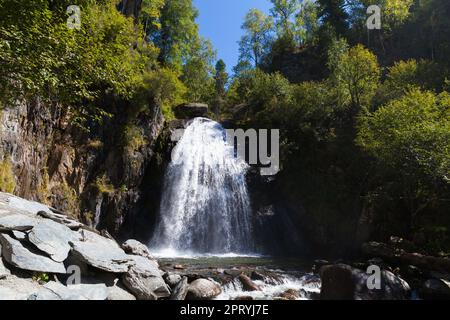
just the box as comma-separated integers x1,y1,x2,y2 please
366,265,381,290
66,265,81,285
171,128,280,176
226,129,279,176
67,5,81,30
367,5,381,30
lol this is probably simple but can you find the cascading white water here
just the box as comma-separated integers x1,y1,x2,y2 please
150,118,254,256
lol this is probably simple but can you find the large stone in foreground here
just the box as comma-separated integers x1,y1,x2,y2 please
174,103,208,119
0,214,39,231
0,275,41,300
28,219,79,262
30,282,108,300
186,278,222,300
69,230,134,273
0,244,11,276
0,234,66,274
107,283,136,300
122,255,170,300
37,210,83,230
170,276,188,300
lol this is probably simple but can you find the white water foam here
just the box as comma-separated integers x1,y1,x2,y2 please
216,273,321,300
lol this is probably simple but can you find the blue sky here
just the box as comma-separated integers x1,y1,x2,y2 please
193,0,272,74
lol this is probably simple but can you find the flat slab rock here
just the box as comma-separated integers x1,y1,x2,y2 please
0,233,66,274
30,282,109,300
28,218,80,262
70,230,134,273
0,193,53,216
0,214,40,231
107,284,136,300
37,210,83,230
0,275,41,300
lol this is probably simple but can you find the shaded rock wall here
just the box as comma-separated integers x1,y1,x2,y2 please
0,98,166,240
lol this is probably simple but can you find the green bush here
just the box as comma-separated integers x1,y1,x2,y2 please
95,174,115,195
0,157,16,193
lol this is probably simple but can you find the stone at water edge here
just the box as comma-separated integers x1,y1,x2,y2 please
164,273,182,288
186,278,222,300
69,229,134,273
28,218,79,262
422,278,450,299
174,264,186,270
319,264,411,300
121,239,156,261
0,233,66,274
170,277,189,300
278,289,300,300
122,254,170,300
239,274,261,291
250,271,265,282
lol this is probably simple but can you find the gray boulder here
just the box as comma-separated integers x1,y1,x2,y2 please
69,230,134,273
0,233,66,274
37,210,83,230
320,264,410,300
107,283,136,300
28,219,79,262
33,281,109,300
121,239,155,261
174,103,208,119
0,244,11,276
0,275,41,300
186,278,222,300
0,193,53,216
164,273,182,288
0,259,10,276
239,274,261,291
170,276,188,300
0,214,39,231
122,255,170,300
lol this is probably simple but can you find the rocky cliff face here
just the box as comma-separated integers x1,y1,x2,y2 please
0,97,166,241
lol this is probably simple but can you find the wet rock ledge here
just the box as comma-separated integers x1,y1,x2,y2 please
0,192,220,300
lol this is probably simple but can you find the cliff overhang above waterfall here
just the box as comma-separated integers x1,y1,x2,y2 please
174,103,209,119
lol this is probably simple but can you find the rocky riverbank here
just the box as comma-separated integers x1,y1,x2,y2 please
1,191,450,300
0,192,222,300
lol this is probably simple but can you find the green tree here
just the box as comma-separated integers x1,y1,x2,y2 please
214,59,228,98
181,38,216,103
295,0,320,45
329,43,380,111
153,0,200,72
270,0,300,42
318,0,349,37
357,89,450,220
238,9,274,68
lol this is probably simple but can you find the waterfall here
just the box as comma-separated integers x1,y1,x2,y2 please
150,118,254,256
